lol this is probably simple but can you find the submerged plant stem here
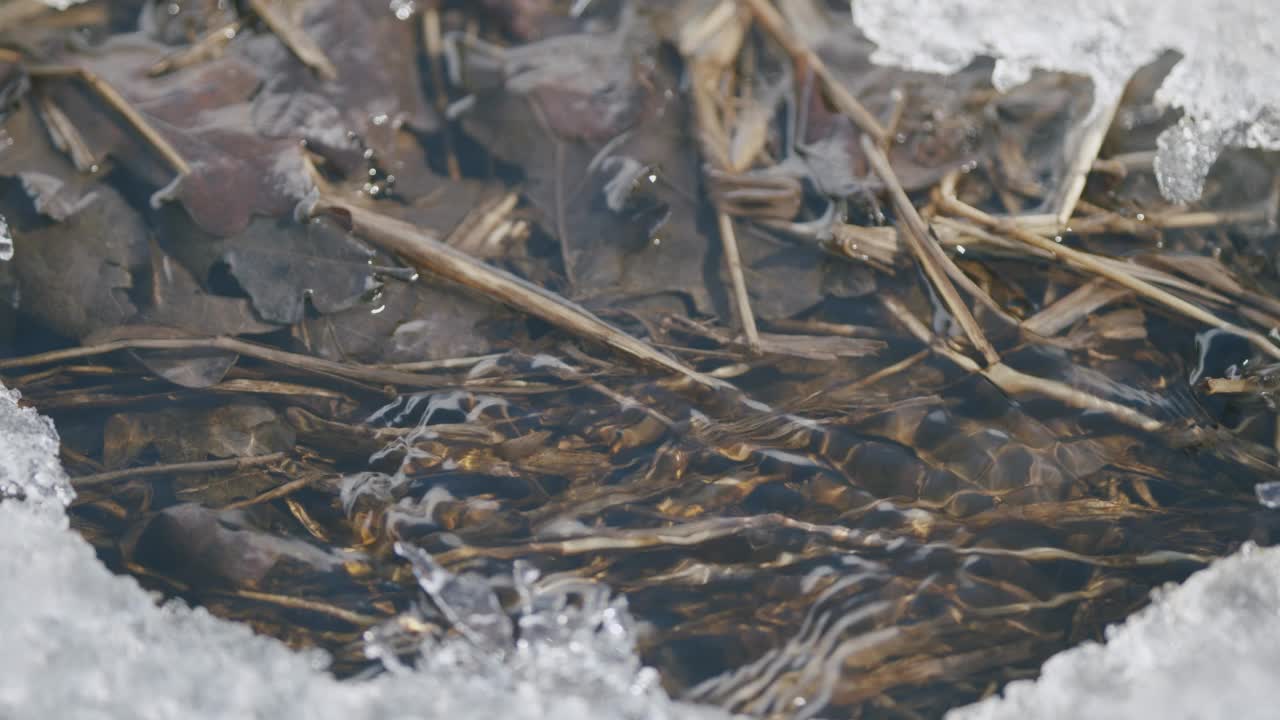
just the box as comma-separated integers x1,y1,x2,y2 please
72,452,289,488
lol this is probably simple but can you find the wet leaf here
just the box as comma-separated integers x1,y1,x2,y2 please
103,400,296,469
296,276,522,364
0,103,101,221
134,503,351,589
34,38,313,236
221,216,379,324
245,0,438,154
460,25,723,316
142,247,281,336
7,185,146,339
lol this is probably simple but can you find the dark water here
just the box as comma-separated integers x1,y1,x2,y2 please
44,258,1280,718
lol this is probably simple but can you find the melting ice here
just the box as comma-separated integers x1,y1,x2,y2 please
0,214,11,262
851,0,1280,203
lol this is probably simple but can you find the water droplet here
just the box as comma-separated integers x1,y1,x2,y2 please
1257,481,1280,508
389,0,416,21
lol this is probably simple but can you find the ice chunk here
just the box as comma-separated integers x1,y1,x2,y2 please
851,0,1280,203
1256,481,1280,509
0,383,725,720
395,542,515,653
0,385,72,507
947,542,1280,720
0,214,11,262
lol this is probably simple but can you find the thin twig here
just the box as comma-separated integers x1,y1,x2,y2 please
72,452,289,488
245,0,337,80
936,182,1280,361
0,336,444,389
221,474,320,511
1048,99,1120,227
305,194,718,388
739,0,887,145
881,297,1165,433
422,3,461,179
718,202,762,352
382,353,505,371
1022,279,1130,337
683,27,764,352
861,135,1001,366
217,589,379,626
148,19,244,76
34,93,98,171
28,65,191,176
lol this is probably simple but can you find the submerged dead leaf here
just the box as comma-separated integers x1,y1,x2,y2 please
296,276,521,365
0,103,101,222
220,216,378,324
7,186,146,339
104,400,295,469
133,503,351,589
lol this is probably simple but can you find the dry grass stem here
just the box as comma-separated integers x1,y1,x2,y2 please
861,135,1002,365
306,194,717,387
28,65,192,176
72,452,289,488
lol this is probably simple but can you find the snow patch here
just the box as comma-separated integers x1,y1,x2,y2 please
851,0,1280,202
949,542,1280,720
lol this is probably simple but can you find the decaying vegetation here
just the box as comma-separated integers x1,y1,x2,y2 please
2,0,1279,716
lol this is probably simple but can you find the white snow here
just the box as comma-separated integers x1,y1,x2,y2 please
0,382,725,720
851,0,1280,203
0,214,11,262
0,386,71,506
949,542,1280,720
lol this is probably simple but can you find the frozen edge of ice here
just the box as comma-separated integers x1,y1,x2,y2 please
850,0,1280,203
0,383,725,720
948,542,1280,720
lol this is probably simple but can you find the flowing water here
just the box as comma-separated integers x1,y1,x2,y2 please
46,262,1280,718
3,1,1280,718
